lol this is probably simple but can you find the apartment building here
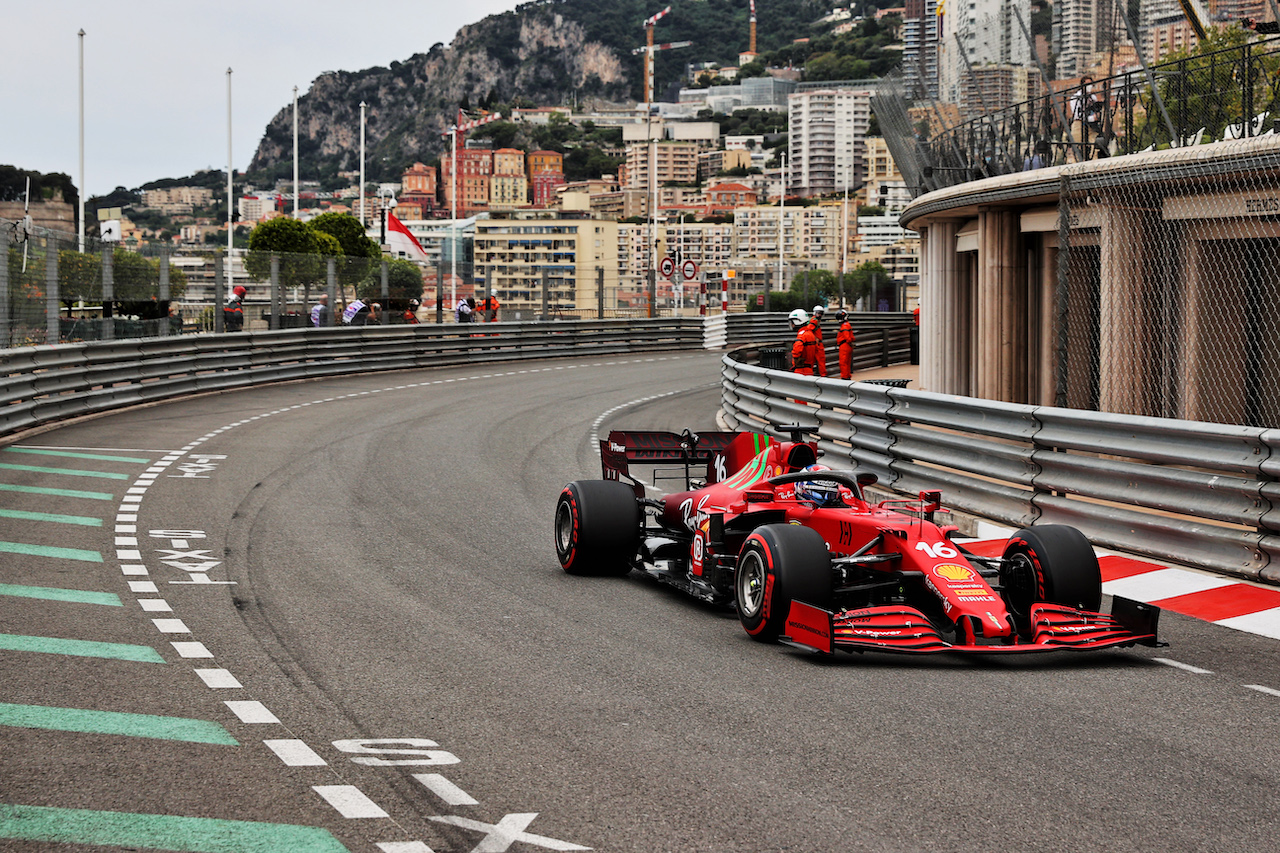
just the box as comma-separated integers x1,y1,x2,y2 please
440,148,494,216
475,211,620,313
624,141,700,190
141,186,215,208
400,162,439,217
787,89,873,198
732,204,844,270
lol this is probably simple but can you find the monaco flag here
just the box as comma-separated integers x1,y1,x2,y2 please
385,211,430,262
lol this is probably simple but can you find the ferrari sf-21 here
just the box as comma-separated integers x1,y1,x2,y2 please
554,428,1161,655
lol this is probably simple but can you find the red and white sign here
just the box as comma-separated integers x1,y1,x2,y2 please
681,259,699,281
660,256,676,279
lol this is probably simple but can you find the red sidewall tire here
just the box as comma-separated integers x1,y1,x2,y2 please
554,480,639,577
736,524,832,643
1001,525,1102,615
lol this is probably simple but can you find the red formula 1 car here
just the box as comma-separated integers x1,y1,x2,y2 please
554,428,1161,655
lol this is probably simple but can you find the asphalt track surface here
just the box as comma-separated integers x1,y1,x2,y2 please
2,350,1280,853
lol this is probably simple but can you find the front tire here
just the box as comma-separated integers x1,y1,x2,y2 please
1000,525,1102,627
735,524,832,642
554,480,640,577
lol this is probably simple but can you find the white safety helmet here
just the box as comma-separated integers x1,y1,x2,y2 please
788,308,809,328
813,304,826,316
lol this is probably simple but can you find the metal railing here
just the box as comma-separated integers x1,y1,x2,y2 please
0,318,701,440
720,355,1280,586
876,35,1280,196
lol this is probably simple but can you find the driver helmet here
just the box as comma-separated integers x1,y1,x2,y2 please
795,464,841,506
788,308,809,329
836,308,848,321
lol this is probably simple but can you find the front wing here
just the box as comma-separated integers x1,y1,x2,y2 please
780,598,1162,655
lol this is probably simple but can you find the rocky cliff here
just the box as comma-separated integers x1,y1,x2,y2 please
248,0,829,182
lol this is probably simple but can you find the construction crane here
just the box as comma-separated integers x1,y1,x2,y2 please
750,0,757,55
1176,0,1208,39
633,40,693,106
642,5,673,103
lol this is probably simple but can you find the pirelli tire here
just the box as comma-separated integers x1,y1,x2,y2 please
735,524,833,643
555,480,640,577
1000,525,1103,630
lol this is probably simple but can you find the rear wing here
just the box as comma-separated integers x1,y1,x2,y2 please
601,430,741,495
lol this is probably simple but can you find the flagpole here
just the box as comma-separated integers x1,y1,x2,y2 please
78,29,85,254
359,102,366,228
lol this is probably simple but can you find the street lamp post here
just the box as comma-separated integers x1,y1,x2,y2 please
78,29,85,254
293,86,299,218
226,68,233,294
359,102,366,227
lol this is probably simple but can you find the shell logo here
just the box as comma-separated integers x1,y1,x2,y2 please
935,563,975,582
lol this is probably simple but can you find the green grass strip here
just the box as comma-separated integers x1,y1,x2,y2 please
0,483,114,500
0,702,236,745
0,463,129,480
0,634,163,664
4,447,151,464
0,508,101,526
0,584,120,606
0,541,102,562
0,804,352,853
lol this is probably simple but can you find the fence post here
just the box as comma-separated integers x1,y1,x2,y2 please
597,266,604,319
102,245,114,341
270,253,280,330
326,258,337,327
541,268,550,320
46,237,59,345
214,254,224,333
0,227,8,348
159,245,170,337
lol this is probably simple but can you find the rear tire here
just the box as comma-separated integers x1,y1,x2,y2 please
735,524,832,642
1000,525,1102,627
554,480,640,577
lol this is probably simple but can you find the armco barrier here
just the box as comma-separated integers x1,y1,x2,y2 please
720,351,1280,586
0,318,702,440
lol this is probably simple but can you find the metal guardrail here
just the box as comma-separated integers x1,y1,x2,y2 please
720,355,1280,586
0,318,701,440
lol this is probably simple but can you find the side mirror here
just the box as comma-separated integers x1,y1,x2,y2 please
856,472,879,489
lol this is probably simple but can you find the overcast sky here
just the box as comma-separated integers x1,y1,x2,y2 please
4,1,526,199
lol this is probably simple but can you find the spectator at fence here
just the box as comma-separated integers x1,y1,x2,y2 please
343,299,369,325
224,285,246,332
1069,77,1103,155
1023,139,1051,170
311,294,331,328
368,303,382,325
477,295,500,322
404,298,421,324
1244,17,1280,33
835,309,855,380
455,297,473,324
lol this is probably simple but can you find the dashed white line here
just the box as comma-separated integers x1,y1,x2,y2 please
1244,684,1280,698
224,700,280,724
377,843,436,853
170,641,213,658
152,618,190,633
1153,657,1214,675
137,599,172,612
127,581,158,593
264,739,328,766
194,668,241,689
312,785,389,819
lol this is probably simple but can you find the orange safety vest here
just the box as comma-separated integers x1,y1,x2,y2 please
836,322,856,380
791,326,821,374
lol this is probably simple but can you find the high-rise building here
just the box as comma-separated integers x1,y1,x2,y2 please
902,0,940,98
787,89,873,198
